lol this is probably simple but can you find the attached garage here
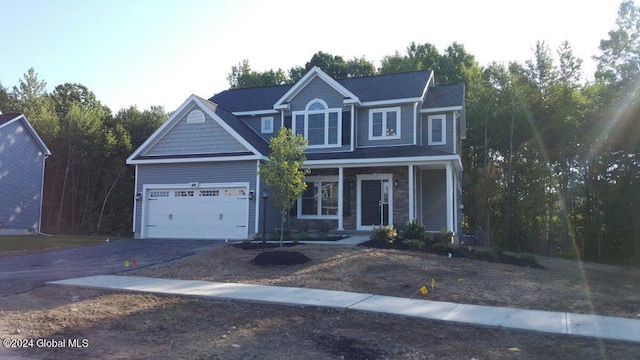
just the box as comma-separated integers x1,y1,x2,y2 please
142,184,249,239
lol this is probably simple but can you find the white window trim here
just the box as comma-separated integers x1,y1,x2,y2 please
428,114,446,145
292,99,342,149
261,116,274,133
297,175,339,219
368,107,401,140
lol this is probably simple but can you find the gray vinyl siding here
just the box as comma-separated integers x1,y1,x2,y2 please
289,77,344,111
257,178,285,239
288,77,352,153
421,112,455,153
356,103,415,147
421,169,447,232
242,115,282,143
134,161,258,236
0,120,45,232
144,103,247,156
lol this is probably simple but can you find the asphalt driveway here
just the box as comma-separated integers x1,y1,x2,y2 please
0,239,225,296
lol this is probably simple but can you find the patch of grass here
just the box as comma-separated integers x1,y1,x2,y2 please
517,252,538,265
0,234,118,253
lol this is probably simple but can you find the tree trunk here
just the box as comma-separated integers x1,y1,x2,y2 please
97,171,122,232
56,143,73,232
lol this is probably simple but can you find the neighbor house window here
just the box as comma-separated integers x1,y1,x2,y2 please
428,114,446,145
369,107,401,140
187,109,205,124
261,116,273,133
292,99,341,148
298,176,339,217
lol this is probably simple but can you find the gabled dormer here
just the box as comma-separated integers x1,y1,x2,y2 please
420,83,466,154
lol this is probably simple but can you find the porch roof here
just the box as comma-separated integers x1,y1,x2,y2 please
305,145,462,169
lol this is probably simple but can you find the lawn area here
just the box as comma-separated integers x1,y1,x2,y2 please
0,234,121,254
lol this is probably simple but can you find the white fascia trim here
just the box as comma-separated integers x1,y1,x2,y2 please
413,102,418,145
232,109,278,116
127,95,262,163
3,114,52,156
360,97,422,107
273,67,360,109
254,160,261,235
127,154,266,165
144,182,250,190
304,155,462,168
127,95,200,163
132,164,139,233
421,106,462,113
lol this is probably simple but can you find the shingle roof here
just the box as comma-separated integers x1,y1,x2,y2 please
423,83,465,109
209,70,433,112
305,145,452,161
339,70,432,102
209,85,291,113
197,96,271,155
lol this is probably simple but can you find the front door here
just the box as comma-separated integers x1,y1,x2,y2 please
359,176,391,228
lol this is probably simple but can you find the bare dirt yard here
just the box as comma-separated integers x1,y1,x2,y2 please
2,243,639,359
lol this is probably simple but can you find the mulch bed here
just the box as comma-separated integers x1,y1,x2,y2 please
360,240,547,269
232,242,300,250
251,251,311,266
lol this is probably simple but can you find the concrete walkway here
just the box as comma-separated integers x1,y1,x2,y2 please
48,275,640,344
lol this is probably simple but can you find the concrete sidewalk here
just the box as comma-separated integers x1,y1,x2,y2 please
48,275,640,344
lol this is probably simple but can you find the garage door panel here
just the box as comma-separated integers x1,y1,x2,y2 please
144,186,248,239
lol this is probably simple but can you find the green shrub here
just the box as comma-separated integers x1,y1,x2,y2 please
429,242,454,255
492,246,506,255
475,248,498,261
318,231,327,240
298,230,309,240
370,225,397,243
317,222,331,234
517,252,538,265
402,238,424,249
404,219,426,241
437,227,454,243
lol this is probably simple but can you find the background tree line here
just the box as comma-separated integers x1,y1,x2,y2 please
1,1,637,263
0,74,167,235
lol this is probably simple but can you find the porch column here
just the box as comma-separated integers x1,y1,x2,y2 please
338,166,344,230
446,163,454,232
408,165,414,221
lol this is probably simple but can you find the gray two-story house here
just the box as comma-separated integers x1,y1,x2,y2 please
0,113,51,235
127,67,465,240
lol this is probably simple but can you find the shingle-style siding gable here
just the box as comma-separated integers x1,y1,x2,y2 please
143,103,247,157
289,76,345,111
0,119,46,231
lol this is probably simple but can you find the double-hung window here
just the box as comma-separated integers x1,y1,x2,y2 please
292,99,341,148
261,116,273,133
428,114,446,145
369,107,401,140
298,176,339,218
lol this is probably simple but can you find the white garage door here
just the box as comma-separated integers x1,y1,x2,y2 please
144,186,248,239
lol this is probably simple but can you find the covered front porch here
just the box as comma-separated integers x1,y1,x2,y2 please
288,160,462,236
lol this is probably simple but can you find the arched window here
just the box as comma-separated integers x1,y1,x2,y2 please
292,99,341,148
187,109,205,124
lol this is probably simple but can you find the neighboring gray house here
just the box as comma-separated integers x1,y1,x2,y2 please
127,67,465,240
0,113,51,235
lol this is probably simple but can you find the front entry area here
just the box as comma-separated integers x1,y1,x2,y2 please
142,184,249,239
357,174,393,229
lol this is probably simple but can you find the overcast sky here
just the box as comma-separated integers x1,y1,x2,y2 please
0,0,629,113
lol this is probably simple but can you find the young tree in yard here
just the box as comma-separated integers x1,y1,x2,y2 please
258,128,309,247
